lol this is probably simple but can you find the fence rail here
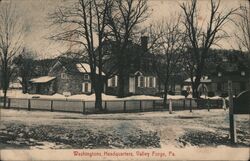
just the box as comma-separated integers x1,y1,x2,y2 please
0,97,224,114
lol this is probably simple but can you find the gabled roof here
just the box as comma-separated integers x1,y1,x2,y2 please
76,63,105,75
50,57,106,75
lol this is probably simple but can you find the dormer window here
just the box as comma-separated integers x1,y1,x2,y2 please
61,73,68,79
241,71,245,76
84,74,90,80
218,72,222,77
222,57,228,62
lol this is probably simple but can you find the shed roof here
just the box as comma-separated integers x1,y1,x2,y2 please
30,76,56,83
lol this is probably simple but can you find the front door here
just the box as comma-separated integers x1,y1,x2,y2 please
129,77,135,93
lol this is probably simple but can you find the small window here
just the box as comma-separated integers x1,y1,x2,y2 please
217,83,222,91
61,73,67,79
240,82,246,91
84,74,90,80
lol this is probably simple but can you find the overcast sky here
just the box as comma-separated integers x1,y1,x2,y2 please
2,0,247,59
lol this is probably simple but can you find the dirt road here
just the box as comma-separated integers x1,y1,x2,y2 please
0,109,249,149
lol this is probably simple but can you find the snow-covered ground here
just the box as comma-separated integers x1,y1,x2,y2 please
0,89,225,101
0,89,163,101
0,109,249,150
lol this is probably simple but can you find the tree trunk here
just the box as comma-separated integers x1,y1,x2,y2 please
22,81,28,94
192,84,198,98
95,89,103,111
94,76,103,111
117,73,125,98
3,89,7,108
163,82,168,109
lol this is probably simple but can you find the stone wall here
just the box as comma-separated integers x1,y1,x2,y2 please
48,68,91,95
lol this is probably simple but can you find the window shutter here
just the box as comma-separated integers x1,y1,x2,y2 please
147,77,150,87
108,79,111,87
153,77,156,88
138,76,141,87
82,83,85,92
88,83,92,92
144,77,147,88
115,75,118,87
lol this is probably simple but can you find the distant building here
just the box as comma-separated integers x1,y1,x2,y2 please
183,58,250,97
209,62,250,96
183,76,212,96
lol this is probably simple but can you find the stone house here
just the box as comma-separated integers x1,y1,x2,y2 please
29,58,105,95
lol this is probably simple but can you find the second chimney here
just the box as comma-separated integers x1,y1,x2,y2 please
141,36,148,51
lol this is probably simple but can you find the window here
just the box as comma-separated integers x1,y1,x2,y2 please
138,76,144,87
108,76,117,87
82,83,91,93
149,77,154,88
240,82,246,91
111,77,116,87
61,73,68,79
84,74,90,80
217,83,222,91
138,76,156,88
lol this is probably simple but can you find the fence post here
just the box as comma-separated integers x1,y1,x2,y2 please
169,99,173,114
139,100,142,111
189,99,192,112
228,80,237,143
123,101,126,112
28,99,31,111
207,100,210,112
8,98,11,108
153,100,155,111
183,99,186,110
82,101,85,114
51,100,53,112
105,101,107,111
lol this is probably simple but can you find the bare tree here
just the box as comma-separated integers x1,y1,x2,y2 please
234,3,250,54
149,16,185,108
107,0,149,98
180,0,237,98
49,0,112,110
14,48,36,94
0,2,24,108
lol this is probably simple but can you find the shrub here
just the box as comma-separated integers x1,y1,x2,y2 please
207,92,215,97
181,90,189,97
168,91,175,95
220,92,228,98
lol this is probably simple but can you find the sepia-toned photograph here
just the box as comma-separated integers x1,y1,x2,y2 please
0,0,249,160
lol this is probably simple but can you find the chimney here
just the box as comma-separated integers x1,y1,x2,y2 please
141,36,148,51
